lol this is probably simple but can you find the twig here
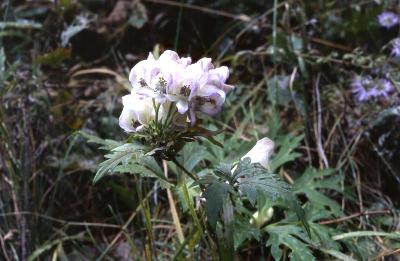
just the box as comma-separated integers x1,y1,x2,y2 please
314,73,329,168
281,169,294,185
163,160,185,243
0,232,11,261
370,248,400,261
318,210,392,225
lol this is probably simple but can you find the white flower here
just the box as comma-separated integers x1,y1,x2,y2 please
124,50,234,128
207,66,234,93
182,58,233,120
119,93,163,132
242,137,274,168
128,53,159,89
194,85,226,116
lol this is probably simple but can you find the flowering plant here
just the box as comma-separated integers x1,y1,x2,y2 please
82,50,308,259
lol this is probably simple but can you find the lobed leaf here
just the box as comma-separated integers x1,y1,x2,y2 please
203,182,232,228
266,224,315,261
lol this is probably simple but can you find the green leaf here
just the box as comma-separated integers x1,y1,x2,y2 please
309,222,341,251
266,225,315,261
293,168,343,217
332,231,400,241
203,182,231,228
114,162,170,185
214,162,233,182
233,220,261,249
319,249,356,261
93,143,144,183
220,198,235,259
269,134,303,172
180,142,209,172
234,159,290,206
0,20,42,30
234,159,310,236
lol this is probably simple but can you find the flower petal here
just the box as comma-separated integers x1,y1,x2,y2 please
242,137,275,168
119,107,138,132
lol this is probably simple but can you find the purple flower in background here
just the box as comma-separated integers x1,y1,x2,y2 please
369,78,394,98
351,76,393,102
352,76,375,102
378,11,399,29
391,38,400,57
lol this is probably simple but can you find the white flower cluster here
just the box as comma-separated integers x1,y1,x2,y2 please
119,50,234,132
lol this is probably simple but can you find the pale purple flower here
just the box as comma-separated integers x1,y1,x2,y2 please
351,76,393,102
368,78,394,98
194,87,226,116
378,11,399,29
352,76,374,102
208,66,234,93
391,38,400,57
122,50,234,131
119,93,164,132
128,53,160,88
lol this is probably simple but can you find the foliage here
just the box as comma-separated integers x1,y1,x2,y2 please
1,0,400,260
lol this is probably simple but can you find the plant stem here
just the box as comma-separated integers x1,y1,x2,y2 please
171,157,198,181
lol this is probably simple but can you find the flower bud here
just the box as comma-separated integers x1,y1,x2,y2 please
250,207,274,228
242,137,274,168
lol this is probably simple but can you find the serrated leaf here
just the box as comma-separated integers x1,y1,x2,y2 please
233,220,261,249
309,222,341,251
191,174,218,187
219,198,235,260
293,168,343,216
266,225,315,261
269,134,303,172
179,142,209,172
233,159,310,235
93,143,144,183
114,162,171,186
93,151,133,183
235,160,290,206
215,162,232,176
204,182,231,228
214,162,233,182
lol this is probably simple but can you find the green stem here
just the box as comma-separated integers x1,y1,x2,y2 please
172,157,198,181
182,182,202,230
135,180,154,259
152,98,160,130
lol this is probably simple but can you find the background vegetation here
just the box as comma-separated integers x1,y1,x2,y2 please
1,0,399,260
